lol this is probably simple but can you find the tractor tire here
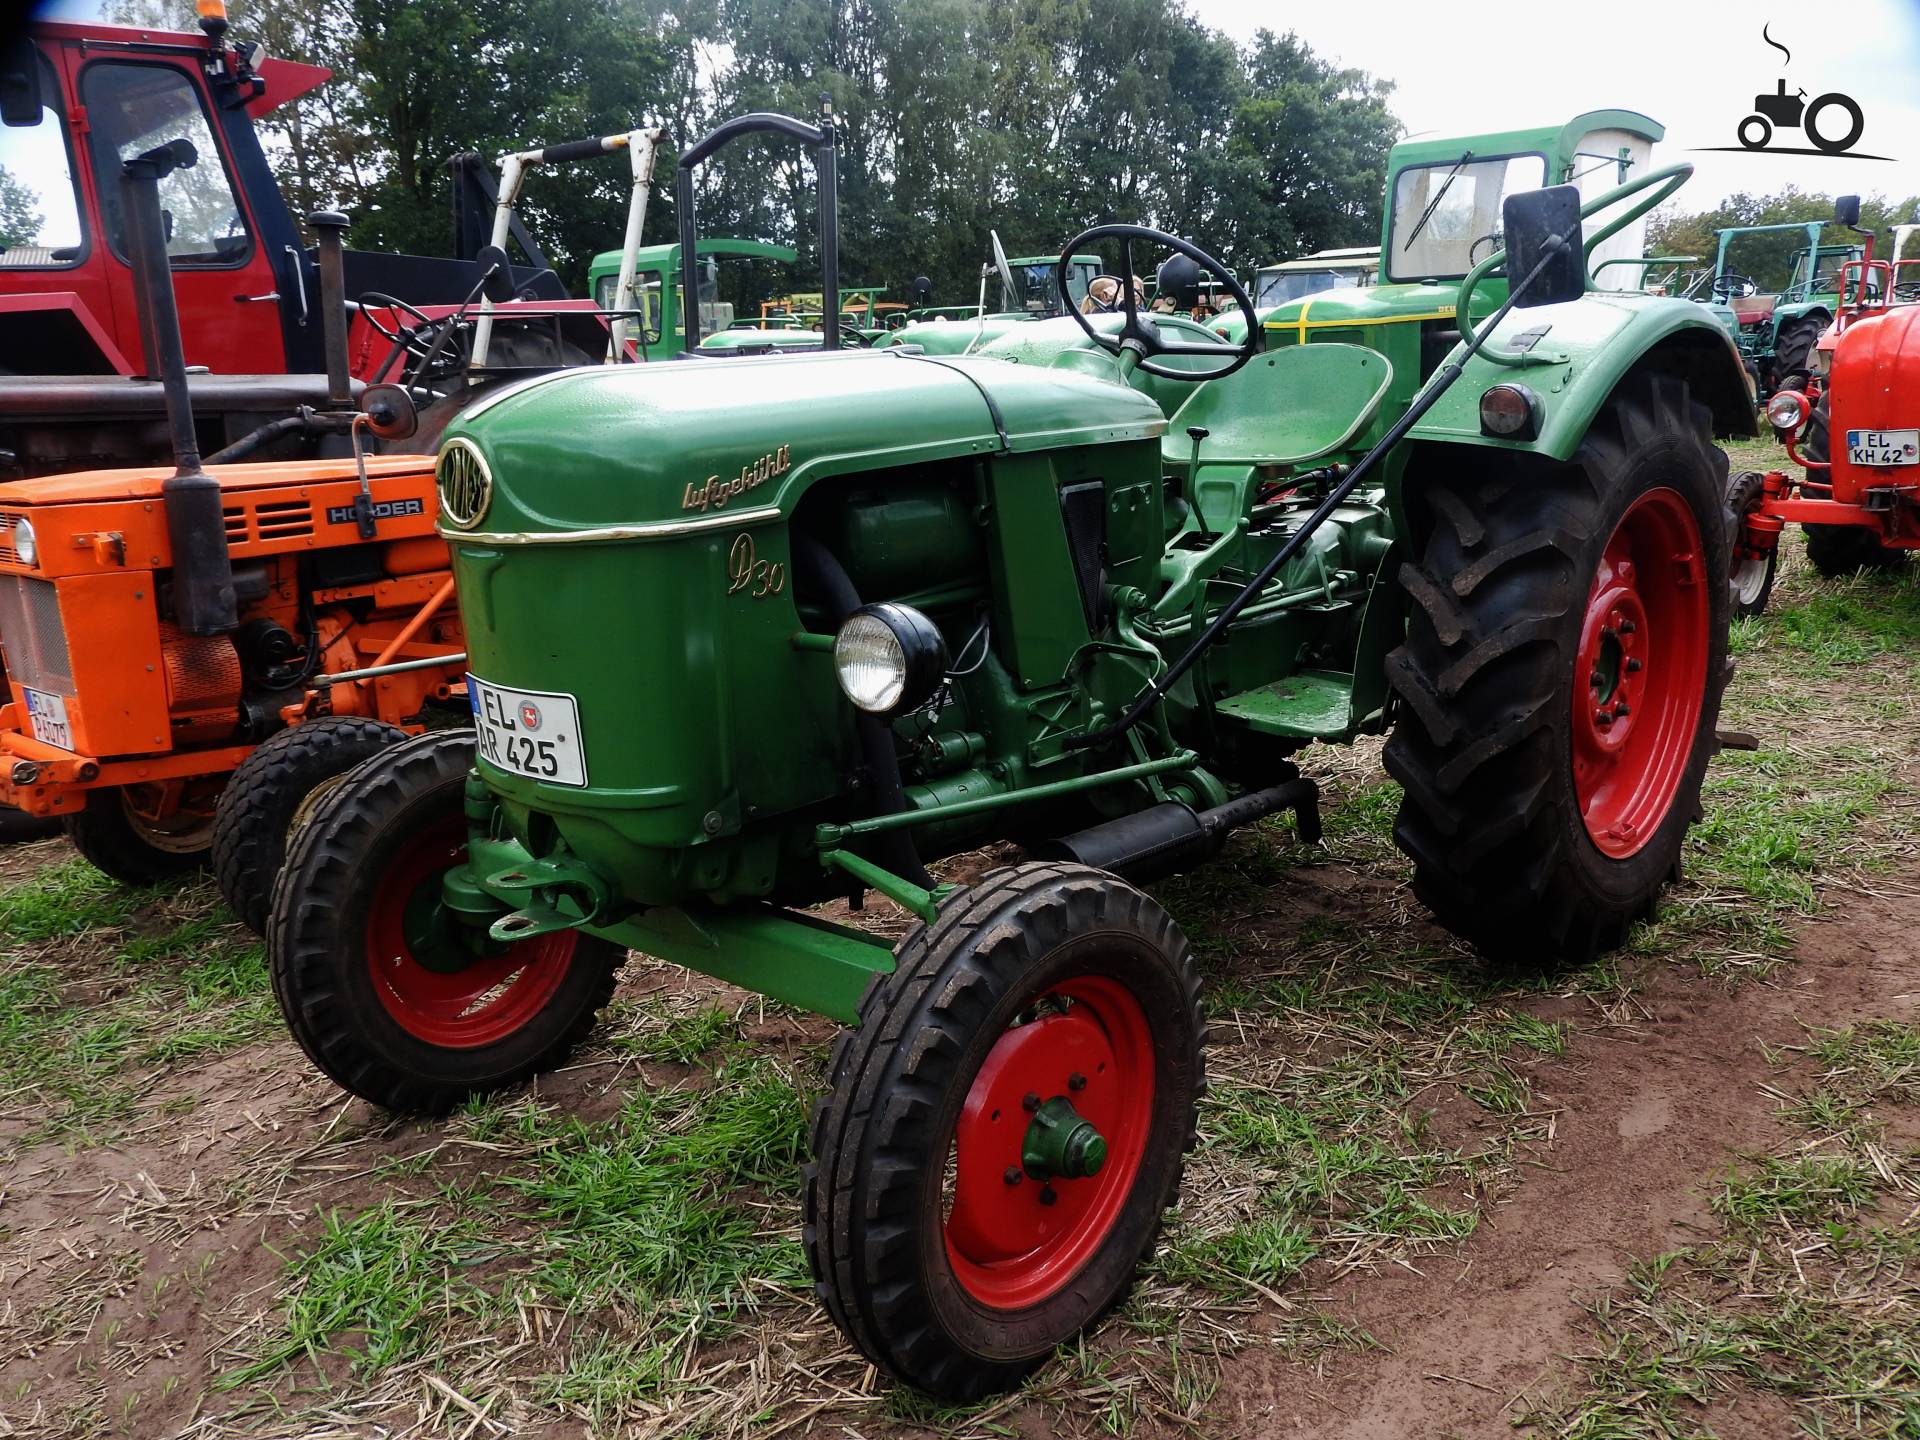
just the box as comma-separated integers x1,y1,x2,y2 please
1384,377,1731,965
268,729,624,1113
64,785,214,886
212,717,411,936
1799,398,1908,576
805,862,1202,1400
1725,471,1778,618
1771,314,1826,394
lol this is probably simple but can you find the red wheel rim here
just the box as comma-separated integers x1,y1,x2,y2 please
1571,487,1710,859
943,973,1155,1309
364,812,576,1048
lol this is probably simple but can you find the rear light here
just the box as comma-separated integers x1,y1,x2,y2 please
1766,389,1809,435
1479,383,1541,439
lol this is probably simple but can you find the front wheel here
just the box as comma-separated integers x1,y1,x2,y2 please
64,783,216,885
268,729,624,1113
1385,377,1731,963
213,717,411,935
805,863,1202,1399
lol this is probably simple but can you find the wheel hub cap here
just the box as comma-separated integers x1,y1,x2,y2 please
944,975,1153,1309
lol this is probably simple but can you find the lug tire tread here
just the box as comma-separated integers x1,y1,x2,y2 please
803,862,1202,1400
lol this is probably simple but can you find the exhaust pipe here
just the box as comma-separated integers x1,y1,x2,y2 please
308,210,354,409
122,140,237,636
1037,772,1321,883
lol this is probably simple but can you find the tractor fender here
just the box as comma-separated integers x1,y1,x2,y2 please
1407,295,1756,461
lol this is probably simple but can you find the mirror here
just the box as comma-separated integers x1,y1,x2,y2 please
989,229,1017,309
1502,185,1585,308
912,275,932,304
360,383,418,440
474,244,517,303
1,39,42,128
1835,194,1862,228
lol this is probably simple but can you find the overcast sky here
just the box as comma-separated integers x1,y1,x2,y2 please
36,0,1920,211
1188,0,1920,209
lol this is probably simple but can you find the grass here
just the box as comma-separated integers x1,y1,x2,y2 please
0,864,275,1147
1523,1020,1920,1438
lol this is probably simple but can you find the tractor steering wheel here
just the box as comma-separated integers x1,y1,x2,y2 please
1713,271,1758,302
1057,225,1259,381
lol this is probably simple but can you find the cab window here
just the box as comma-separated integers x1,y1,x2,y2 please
82,61,249,266
1388,153,1547,282
0,48,85,268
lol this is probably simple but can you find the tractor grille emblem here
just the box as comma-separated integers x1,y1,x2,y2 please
436,439,492,530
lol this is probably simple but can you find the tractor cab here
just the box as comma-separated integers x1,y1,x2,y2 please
584,238,799,354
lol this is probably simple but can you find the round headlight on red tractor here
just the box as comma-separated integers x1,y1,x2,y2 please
833,603,949,715
1765,389,1810,436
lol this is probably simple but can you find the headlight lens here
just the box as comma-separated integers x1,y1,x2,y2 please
1478,383,1540,439
12,518,36,567
1766,390,1809,434
832,603,949,715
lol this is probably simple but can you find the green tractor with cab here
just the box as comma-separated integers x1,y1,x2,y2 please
268,107,1753,1398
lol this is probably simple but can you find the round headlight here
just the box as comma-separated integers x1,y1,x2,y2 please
12,518,37,567
833,603,949,715
1765,389,1809,434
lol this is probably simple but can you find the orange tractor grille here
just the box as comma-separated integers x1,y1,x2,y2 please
0,574,75,696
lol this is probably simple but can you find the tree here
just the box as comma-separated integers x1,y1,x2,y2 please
0,167,42,250
1650,186,1920,291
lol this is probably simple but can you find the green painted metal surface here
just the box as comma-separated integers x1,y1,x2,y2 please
443,154,1749,1017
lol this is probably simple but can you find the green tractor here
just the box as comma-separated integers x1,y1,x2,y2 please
268,106,1753,1397
585,237,799,353
1687,221,1861,396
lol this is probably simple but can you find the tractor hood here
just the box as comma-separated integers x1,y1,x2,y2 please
440,349,1166,535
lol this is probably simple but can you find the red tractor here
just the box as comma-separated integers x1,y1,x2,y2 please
1732,196,1920,615
0,5,612,480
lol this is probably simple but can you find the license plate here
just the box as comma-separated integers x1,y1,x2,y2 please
22,686,73,751
467,676,587,787
1845,428,1920,467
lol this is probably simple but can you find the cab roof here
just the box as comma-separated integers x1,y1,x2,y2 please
1387,110,1664,173
587,238,798,277
1261,247,1381,275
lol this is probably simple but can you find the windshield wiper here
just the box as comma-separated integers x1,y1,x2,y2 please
1402,150,1473,253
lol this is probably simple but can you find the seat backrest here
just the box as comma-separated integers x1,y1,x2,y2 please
1161,342,1394,475
1732,294,1777,325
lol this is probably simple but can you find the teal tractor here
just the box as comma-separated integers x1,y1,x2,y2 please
268,108,1753,1398
1688,221,1860,396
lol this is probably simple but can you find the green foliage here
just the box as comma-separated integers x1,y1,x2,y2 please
1649,185,1920,291
0,165,43,250
114,0,1401,298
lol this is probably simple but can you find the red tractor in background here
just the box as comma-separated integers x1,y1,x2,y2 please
0,5,612,480
1732,196,1920,615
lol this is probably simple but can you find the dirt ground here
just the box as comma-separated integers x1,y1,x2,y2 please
1,514,1917,1438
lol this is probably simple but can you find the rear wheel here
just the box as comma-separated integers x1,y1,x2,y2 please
213,717,410,935
1771,314,1825,394
65,783,216,885
805,863,1201,1399
1385,378,1730,964
269,730,623,1112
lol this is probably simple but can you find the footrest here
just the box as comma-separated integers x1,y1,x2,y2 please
1214,670,1354,740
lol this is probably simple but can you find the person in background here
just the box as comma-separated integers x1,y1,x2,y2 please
1080,276,1123,314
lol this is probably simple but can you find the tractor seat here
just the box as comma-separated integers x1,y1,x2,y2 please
1161,342,1395,473
1732,294,1777,326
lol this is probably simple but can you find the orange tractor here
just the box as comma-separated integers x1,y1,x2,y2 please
1732,196,1920,616
0,138,469,927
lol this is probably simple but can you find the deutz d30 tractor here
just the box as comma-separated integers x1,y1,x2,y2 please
269,110,1751,1396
